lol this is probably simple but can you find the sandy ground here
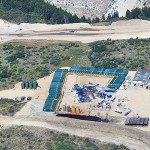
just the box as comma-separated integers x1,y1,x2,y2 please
59,73,112,115
1,19,150,43
58,71,150,132
0,74,53,101
0,67,70,101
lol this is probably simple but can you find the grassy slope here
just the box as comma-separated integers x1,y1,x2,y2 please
1,38,150,90
0,126,129,150
89,38,150,70
0,41,91,90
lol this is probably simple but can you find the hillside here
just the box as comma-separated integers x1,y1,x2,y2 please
0,41,91,90
45,0,113,19
46,0,150,19
106,0,150,17
1,38,150,90
1,0,150,22
0,0,91,24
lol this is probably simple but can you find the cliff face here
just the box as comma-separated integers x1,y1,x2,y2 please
45,0,150,19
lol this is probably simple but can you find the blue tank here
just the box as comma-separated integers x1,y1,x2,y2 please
105,89,116,93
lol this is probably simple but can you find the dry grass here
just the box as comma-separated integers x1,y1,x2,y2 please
0,40,81,47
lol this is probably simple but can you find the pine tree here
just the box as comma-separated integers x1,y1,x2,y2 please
81,16,86,22
107,14,112,20
126,10,131,18
72,14,79,23
95,17,100,23
114,11,119,18
102,14,105,20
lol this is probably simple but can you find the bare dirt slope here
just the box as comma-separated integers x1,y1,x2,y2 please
1,19,150,43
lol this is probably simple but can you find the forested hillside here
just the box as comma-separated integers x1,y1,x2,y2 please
106,7,150,21
0,0,97,24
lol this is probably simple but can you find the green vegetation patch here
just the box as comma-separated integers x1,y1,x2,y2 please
1,38,150,90
89,38,150,70
0,42,91,90
0,98,27,116
0,126,129,150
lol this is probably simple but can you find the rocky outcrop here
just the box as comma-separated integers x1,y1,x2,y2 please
45,0,150,19
45,0,114,19
106,0,150,17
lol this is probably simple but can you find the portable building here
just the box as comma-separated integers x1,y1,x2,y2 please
133,71,150,84
125,117,149,126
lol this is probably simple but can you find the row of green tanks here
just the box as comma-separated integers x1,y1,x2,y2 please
21,81,38,89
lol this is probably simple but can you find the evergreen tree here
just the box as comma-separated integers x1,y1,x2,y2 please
126,10,131,18
102,14,105,21
131,7,141,19
95,17,100,23
112,11,119,19
92,17,100,23
72,14,79,23
87,18,92,23
142,7,150,18
81,16,86,22
107,14,112,20
114,11,119,18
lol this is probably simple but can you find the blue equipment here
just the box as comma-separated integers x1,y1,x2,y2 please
105,89,116,93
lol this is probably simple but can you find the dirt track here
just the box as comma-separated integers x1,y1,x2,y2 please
0,114,150,150
1,19,150,43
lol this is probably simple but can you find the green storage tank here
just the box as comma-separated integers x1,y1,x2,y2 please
21,81,25,89
29,81,33,89
33,81,38,89
25,81,29,89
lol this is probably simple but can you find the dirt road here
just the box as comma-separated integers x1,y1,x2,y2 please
0,113,150,150
1,19,150,43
